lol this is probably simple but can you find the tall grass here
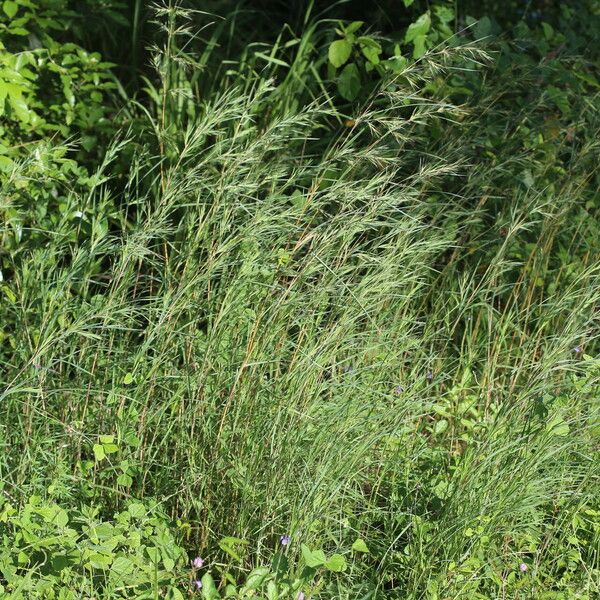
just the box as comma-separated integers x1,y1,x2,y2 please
1,5,599,598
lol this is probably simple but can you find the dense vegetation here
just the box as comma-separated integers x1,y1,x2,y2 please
1,1,599,598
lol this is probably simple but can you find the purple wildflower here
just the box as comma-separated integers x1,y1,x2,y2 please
573,345,582,354
193,579,203,590
394,384,404,395
192,556,204,569
343,365,353,374
280,535,291,546
426,370,433,381
519,563,528,572
297,593,305,600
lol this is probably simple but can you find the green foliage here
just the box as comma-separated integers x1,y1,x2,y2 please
0,0,118,165
326,20,405,102
0,497,364,599
324,2,457,101
1,1,600,599
0,0,122,294
0,497,188,598
205,540,353,599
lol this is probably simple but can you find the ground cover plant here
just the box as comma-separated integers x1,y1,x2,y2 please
0,0,599,598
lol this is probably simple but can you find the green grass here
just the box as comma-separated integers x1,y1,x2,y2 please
1,4,599,599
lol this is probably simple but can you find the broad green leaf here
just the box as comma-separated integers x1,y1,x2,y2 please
123,372,134,385
167,588,185,600
337,63,361,101
547,85,570,116
474,16,492,39
89,522,115,541
290,189,305,209
3,1,18,19
433,479,451,500
218,536,247,562
402,0,415,6
522,170,534,189
329,39,352,68
434,419,448,435
301,544,326,567
146,547,159,562
54,508,69,528
243,567,270,591
358,37,382,64
351,538,369,553
93,444,105,461
0,155,15,172
546,415,569,437
60,74,75,106
117,473,133,487
345,21,364,34
573,70,600,89
7,88,31,123
325,553,347,572
271,551,288,575
125,432,141,448
99,435,114,444
412,34,428,58
434,4,455,25
110,555,134,579
219,536,249,545
201,573,221,600
361,45,380,64
384,55,408,74
128,502,146,518
87,552,113,569
266,580,278,600
405,12,431,43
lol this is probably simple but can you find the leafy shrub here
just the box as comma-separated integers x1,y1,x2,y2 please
0,496,369,599
0,0,118,167
0,496,188,598
0,0,123,308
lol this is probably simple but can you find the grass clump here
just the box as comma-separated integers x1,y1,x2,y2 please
0,2,599,599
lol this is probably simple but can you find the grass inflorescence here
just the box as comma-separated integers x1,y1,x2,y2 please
0,2,599,598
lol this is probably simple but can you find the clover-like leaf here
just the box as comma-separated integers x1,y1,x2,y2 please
337,63,361,101
325,553,347,572
352,538,369,553
329,39,352,68
3,1,18,19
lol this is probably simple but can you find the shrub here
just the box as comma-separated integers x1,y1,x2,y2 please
0,496,188,598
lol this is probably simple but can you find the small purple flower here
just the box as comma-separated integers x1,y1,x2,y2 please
343,365,353,374
193,579,203,590
297,592,305,600
519,562,528,572
573,345,582,354
426,370,433,381
192,556,204,569
34,363,42,370
394,384,404,395
280,535,291,546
